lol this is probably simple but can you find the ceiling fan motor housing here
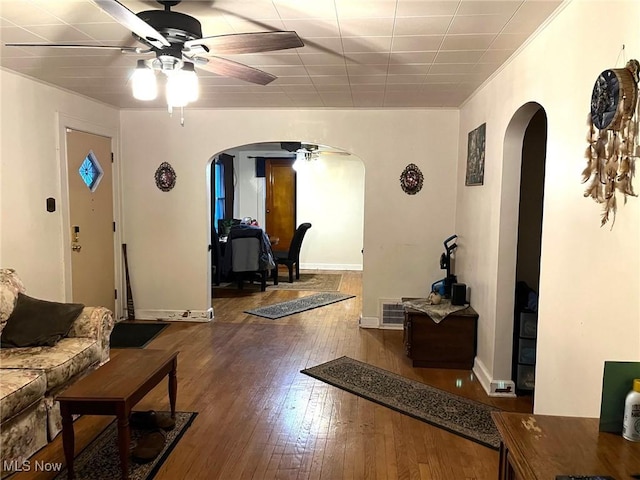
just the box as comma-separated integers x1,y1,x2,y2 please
281,142,302,152
135,10,203,46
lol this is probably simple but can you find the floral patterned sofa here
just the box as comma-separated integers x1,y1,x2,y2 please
0,268,114,471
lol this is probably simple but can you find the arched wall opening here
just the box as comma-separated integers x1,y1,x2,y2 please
207,141,366,294
494,102,547,394
118,109,460,325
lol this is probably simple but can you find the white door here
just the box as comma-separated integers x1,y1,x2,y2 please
66,128,115,312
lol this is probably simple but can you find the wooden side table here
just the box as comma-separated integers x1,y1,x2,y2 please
403,300,478,369
492,411,640,479
56,349,179,480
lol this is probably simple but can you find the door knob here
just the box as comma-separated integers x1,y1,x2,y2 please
71,244,82,252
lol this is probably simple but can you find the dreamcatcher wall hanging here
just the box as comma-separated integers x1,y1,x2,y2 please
583,57,639,227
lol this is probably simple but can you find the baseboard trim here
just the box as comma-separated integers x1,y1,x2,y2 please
135,308,213,322
473,357,492,395
473,358,516,397
301,263,362,271
379,324,403,330
359,315,379,328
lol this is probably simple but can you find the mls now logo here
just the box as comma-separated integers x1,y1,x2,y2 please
3,459,63,472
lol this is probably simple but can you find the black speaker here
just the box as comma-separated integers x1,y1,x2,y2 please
451,283,467,306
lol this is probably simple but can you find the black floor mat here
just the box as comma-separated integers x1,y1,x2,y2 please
110,322,169,348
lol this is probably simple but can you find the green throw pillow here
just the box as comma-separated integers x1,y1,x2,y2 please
0,293,84,348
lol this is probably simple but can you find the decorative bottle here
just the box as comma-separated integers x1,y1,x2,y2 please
622,378,640,442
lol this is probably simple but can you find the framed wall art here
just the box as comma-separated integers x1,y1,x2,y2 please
466,123,486,186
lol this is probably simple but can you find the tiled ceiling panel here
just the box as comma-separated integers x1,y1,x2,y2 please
0,0,565,109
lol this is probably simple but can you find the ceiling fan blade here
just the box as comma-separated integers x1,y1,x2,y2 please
209,7,355,62
90,0,170,49
192,56,276,86
4,43,148,54
184,31,303,55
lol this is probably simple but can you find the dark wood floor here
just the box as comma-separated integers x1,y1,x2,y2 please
18,270,532,480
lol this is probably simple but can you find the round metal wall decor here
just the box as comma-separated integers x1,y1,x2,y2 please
155,162,177,192
400,163,424,195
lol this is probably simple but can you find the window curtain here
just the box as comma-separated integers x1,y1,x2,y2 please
218,153,234,220
213,163,225,231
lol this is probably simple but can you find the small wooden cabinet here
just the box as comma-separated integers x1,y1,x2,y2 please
403,301,478,369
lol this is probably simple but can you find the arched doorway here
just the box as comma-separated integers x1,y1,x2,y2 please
208,141,365,294
512,109,547,398
494,103,547,401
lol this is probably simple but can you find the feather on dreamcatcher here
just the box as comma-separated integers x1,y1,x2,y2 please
583,59,640,227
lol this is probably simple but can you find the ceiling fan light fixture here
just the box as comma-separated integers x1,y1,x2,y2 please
292,150,305,171
294,149,317,170
181,62,199,103
131,59,157,101
165,62,198,108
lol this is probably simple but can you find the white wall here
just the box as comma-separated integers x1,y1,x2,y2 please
119,109,459,321
0,70,458,323
296,154,365,270
225,148,365,270
457,0,640,415
0,69,120,301
230,151,270,225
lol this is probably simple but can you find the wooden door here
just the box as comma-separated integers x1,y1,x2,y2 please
265,158,296,251
66,129,115,312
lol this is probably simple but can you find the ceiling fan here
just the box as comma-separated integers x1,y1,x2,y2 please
5,0,304,102
281,142,350,157
280,142,350,170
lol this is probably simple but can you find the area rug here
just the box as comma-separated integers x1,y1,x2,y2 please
245,292,355,319
54,411,197,480
110,322,169,348
301,357,501,449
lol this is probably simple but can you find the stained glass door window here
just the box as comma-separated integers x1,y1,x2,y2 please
78,150,104,192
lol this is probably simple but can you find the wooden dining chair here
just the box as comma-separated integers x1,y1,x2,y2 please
272,223,312,283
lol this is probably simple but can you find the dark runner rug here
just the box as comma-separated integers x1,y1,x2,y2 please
54,411,197,480
301,357,501,449
110,322,169,348
245,292,355,319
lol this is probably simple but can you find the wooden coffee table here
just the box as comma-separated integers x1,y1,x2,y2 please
56,349,179,480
